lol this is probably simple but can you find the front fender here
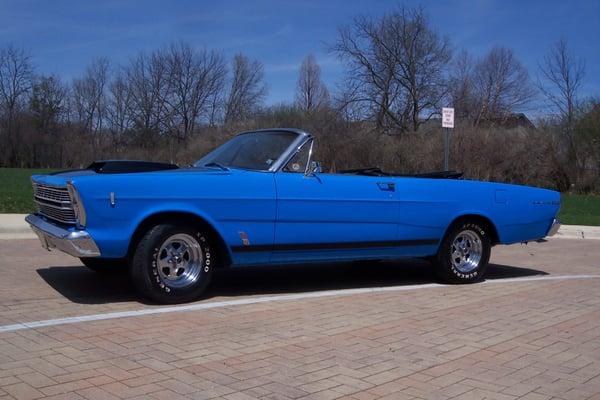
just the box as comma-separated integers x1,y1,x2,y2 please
73,170,276,261
86,202,230,259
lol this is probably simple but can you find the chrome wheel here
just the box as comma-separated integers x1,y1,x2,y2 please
450,230,482,273
156,233,203,289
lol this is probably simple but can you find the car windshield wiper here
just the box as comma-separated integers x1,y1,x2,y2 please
202,162,230,171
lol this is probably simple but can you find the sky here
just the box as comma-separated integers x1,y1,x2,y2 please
1,0,599,109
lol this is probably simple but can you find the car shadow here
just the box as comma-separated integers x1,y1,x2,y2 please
36,266,138,304
36,260,548,305
204,261,548,298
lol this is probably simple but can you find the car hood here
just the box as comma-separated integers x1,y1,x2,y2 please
31,166,235,187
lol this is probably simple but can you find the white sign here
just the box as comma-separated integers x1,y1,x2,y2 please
442,107,454,128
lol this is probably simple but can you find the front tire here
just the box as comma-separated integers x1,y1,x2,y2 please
434,220,491,283
130,224,214,303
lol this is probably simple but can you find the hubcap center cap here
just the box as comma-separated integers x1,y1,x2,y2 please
156,233,204,288
450,230,482,273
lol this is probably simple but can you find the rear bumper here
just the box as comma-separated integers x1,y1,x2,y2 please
25,214,101,258
547,218,561,237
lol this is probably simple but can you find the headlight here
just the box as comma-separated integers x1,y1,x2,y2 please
67,181,87,228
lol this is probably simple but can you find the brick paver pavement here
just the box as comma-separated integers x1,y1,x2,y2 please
0,238,598,399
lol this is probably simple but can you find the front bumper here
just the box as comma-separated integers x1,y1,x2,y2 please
25,214,100,258
547,218,561,237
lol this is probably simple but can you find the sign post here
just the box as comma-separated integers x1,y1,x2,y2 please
441,107,454,171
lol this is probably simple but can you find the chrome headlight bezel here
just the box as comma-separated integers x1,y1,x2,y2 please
66,181,87,228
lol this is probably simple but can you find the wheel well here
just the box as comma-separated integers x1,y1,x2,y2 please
127,212,232,267
446,214,500,245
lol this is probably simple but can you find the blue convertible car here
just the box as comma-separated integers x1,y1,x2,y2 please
27,128,561,303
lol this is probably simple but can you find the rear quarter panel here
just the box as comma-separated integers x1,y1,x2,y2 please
394,177,560,247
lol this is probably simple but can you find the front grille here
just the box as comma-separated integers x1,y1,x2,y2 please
33,183,77,225
35,185,71,203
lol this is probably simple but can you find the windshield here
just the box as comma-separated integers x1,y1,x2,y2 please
194,131,298,171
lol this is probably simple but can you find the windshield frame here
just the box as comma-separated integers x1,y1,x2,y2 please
195,129,312,172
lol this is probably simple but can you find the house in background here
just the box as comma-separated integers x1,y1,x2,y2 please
480,113,536,130
423,112,536,132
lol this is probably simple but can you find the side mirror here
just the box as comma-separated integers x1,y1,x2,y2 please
310,161,322,174
304,161,321,177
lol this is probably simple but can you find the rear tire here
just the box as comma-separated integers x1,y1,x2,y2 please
130,223,214,304
434,220,491,283
80,258,127,274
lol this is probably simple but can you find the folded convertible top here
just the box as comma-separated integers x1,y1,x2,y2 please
339,167,463,179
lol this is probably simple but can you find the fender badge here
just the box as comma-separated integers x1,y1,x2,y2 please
109,192,116,207
238,231,250,246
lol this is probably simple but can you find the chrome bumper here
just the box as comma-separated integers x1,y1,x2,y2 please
547,218,561,237
25,214,100,258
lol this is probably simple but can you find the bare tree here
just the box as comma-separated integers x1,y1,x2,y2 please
30,75,69,134
295,54,329,114
472,47,535,124
0,46,33,117
225,53,267,123
71,58,109,158
332,7,451,132
0,45,34,165
538,38,585,128
124,50,170,140
448,50,478,120
71,57,109,135
106,71,132,146
28,75,69,165
164,42,227,139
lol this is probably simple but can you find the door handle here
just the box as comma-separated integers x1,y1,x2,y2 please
377,182,395,191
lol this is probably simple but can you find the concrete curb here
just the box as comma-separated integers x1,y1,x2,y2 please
1,213,599,240
552,224,600,240
0,214,36,239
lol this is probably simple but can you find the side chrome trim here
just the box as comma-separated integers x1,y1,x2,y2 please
231,238,440,253
547,218,561,237
303,139,315,176
25,214,101,258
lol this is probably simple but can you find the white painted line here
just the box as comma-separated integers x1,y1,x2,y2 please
0,274,598,334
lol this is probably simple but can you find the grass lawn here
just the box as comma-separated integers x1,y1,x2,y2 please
558,194,600,226
1,167,599,226
0,168,58,213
